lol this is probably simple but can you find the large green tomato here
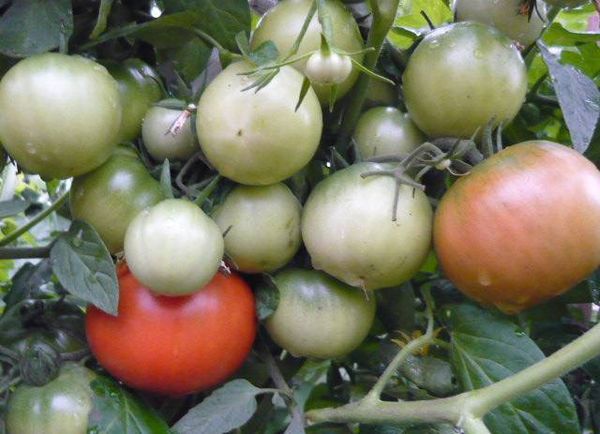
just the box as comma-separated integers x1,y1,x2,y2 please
353,107,425,158
213,183,302,273
0,53,122,179
6,363,95,434
403,22,527,139
104,59,163,143
124,199,224,296
251,0,364,103
69,146,164,254
301,163,433,290
265,268,376,358
142,100,197,161
455,0,546,47
196,61,322,185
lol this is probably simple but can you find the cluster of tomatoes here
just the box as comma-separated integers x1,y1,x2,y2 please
1,0,599,407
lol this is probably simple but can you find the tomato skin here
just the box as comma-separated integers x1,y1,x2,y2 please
250,0,364,103
141,101,197,161
213,183,302,273
402,22,527,139
301,162,433,290
265,268,375,358
434,141,600,314
104,59,163,143
0,53,122,179
124,199,224,296
455,0,546,47
6,363,95,434
196,61,322,186
70,146,164,254
85,269,257,396
353,107,425,158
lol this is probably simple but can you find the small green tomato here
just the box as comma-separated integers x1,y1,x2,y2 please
124,199,224,296
142,100,197,162
354,107,425,158
265,268,376,359
213,183,302,273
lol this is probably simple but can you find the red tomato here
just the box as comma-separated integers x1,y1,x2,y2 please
85,267,256,396
434,141,600,314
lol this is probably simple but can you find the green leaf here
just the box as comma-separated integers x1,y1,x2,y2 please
88,376,171,434
249,41,280,66
295,77,312,112
538,42,600,154
0,199,29,219
156,38,212,83
447,303,580,434
0,0,73,58
50,221,118,315
2,260,54,309
255,274,280,321
155,0,251,51
172,379,264,434
387,0,452,51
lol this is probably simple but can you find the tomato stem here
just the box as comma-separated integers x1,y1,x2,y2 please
0,191,69,247
333,0,400,153
365,286,435,401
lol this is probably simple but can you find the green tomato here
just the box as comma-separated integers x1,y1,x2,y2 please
213,183,302,273
196,61,322,185
305,51,353,85
0,53,121,179
363,79,398,109
69,146,164,254
402,22,527,139
142,100,197,161
124,198,224,296
265,268,376,358
353,107,425,158
455,0,546,47
251,0,364,103
301,162,433,290
104,59,163,143
6,363,95,434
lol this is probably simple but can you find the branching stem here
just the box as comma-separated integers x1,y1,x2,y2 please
0,191,69,247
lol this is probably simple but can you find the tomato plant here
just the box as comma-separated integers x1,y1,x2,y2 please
353,107,425,158
402,22,527,139
251,0,364,103
212,183,302,273
434,141,600,314
196,61,322,185
1,1,600,433
124,199,224,296
104,58,163,143
85,268,256,396
301,162,433,290
454,0,546,47
265,268,376,359
69,146,164,254
141,99,197,161
0,53,122,179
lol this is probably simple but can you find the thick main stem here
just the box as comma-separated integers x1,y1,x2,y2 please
307,318,600,430
333,0,400,151
465,320,600,418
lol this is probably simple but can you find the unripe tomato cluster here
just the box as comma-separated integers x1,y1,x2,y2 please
1,0,599,403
